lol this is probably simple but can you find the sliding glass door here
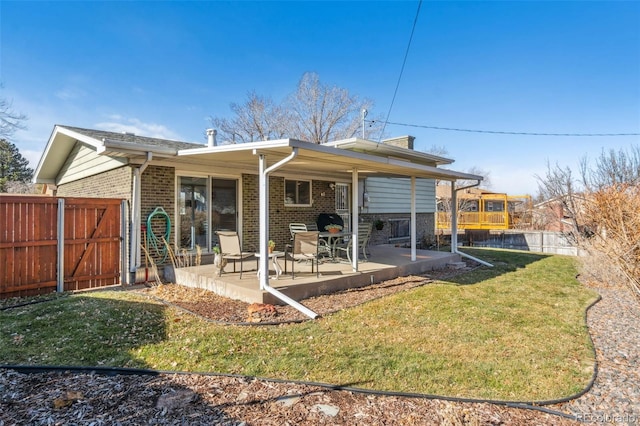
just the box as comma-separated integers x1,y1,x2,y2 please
178,176,238,252
178,177,207,250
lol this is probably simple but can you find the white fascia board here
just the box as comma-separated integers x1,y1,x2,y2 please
57,126,105,149
33,125,104,183
32,127,59,182
177,138,295,156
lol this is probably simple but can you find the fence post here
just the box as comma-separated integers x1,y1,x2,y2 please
56,198,65,293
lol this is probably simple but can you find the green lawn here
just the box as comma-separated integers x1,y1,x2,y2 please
0,248,598,401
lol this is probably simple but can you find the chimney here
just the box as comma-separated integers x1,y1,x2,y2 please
206,129,217,147
382,135,415,150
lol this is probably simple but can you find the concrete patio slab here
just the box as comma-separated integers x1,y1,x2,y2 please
172,245,460,304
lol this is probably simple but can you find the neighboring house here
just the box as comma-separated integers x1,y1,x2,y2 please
34,125,480,283
436,184,532,231
532,196,581,233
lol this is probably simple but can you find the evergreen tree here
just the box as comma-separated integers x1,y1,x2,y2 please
0,139,33,192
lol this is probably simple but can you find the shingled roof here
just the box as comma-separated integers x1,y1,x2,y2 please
60,125,204,151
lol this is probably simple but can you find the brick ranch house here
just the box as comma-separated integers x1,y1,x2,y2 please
33,125,481,285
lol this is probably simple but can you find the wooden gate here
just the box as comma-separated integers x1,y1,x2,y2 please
0,195,123,298
63,198,122,292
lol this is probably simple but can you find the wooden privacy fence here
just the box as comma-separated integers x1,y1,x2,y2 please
0,195,124,299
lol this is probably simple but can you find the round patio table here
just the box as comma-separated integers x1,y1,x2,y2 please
255,251,285,279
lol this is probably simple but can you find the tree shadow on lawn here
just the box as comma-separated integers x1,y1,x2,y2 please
439,248,553,286
0,292,170,369
0,293,259,424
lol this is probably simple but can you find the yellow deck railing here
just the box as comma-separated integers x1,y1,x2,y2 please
437,212,511,230
436,193,531,231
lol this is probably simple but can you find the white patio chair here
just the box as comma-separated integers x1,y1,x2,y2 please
289,223,308,239
215,231,255,278
335,223,372,263
289,222,331,258
286,231,320,279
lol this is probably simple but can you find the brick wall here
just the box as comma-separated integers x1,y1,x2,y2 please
56,166,133,200
382,135,415,150
141,166,175,264
242,174,335,251
242,174,259,249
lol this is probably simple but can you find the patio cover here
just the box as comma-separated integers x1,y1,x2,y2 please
177,137,480,182
178,137,482,317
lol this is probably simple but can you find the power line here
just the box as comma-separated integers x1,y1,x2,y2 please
379,0,423,141
373,120,640,137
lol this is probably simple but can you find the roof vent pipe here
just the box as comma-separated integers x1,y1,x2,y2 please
206,129,217,147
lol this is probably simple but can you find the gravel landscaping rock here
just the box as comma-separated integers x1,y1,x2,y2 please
552,281,640,425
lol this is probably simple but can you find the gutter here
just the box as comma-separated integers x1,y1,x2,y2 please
130,152,153,276
256,148,318,319
451,180,494,268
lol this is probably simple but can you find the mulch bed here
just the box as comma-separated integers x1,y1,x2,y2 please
139,274,439,324
0,368,580,425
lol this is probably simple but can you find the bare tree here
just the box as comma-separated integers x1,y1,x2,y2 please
209,73,383,144
535,161,583,237
285,72,382,143
424,144,449,156
0,89,30,193
1,88,27,140
210,91,290,143
580,147,640,190
536,148,640,300
465,166,491,189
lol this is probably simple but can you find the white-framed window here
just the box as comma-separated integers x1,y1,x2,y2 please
284,179,312,206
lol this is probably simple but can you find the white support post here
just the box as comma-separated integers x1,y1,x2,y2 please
351,168,359,271
254,148,317,318
258,154,269,290
130,153,152,277
130,168,140,273
451,181,458,252
450,179,493,267
411,176,416,261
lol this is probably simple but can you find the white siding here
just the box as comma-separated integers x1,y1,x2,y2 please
364,177,435,214
57,143,127,185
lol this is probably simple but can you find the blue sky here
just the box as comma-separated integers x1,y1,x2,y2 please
1,1,639,195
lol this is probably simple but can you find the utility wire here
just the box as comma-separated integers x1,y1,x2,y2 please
379,0,422,141
373,120,640,137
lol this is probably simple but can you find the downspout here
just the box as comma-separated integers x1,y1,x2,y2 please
129,152,153,277
257,148,318,319
410,176,416,261
451,180,493,267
